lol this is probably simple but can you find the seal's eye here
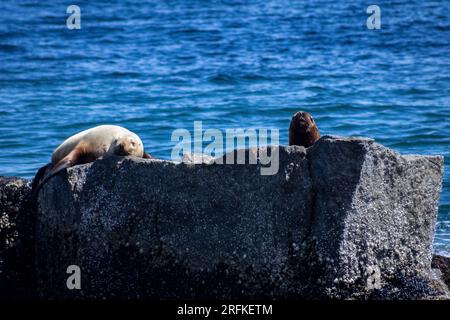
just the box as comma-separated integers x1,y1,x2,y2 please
310,116,315,123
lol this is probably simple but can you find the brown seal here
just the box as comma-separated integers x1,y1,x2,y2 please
31,125,154,198
289,111,320,147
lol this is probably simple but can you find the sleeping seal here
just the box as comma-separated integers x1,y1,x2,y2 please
31,125,153,197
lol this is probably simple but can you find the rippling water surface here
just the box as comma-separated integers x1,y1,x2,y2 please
0,0,449,254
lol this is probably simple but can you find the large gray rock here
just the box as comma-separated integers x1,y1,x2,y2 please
308,137,447,298
33,136,448,299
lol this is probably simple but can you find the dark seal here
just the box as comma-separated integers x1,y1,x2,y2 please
289,111,320,147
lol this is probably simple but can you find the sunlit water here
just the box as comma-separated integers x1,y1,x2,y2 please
0,0,449,255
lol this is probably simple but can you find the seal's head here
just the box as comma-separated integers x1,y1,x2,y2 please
289,111,320,147
114,133,144,157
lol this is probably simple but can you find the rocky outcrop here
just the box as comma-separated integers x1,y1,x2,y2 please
29,136,447,299
0,136,448,299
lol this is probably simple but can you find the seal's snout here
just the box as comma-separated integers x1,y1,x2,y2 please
292,111,309,128
128,138,137,151
294,111,309,126
294,111,304,119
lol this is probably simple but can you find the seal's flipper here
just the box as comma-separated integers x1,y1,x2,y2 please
33,149,81,198
31,163,53,199
31,163,52,193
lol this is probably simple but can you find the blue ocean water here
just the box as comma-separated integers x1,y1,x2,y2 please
0,0,449,254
